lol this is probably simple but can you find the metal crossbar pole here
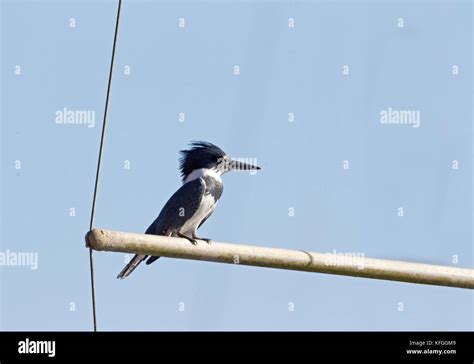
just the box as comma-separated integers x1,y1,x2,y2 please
86,229,474,289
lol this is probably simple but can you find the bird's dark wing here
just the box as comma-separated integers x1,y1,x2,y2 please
145,178,206,266
146,177,206,235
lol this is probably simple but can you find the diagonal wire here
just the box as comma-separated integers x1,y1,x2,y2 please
88,0,122,332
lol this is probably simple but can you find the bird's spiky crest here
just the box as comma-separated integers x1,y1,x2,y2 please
179,141,227,182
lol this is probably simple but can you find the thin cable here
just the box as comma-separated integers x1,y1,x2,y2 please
88,0,122,332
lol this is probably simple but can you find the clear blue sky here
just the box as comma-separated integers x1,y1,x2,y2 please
1,0,472,331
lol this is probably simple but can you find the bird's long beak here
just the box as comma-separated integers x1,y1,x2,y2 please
229,158,261,171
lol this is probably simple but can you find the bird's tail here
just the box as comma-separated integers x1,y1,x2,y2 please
117,254,147,279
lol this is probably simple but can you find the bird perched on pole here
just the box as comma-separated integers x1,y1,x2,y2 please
117,141,261,279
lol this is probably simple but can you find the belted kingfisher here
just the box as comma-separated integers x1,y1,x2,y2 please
117,141,261,279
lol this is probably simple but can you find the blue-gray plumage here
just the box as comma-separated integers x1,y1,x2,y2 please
117,141,260,279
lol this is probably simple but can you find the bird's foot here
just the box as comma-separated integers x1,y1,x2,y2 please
191,234,212,244
177,232,198,246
